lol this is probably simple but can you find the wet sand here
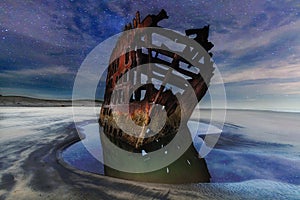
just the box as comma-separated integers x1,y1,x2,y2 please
0,107,299,199
0,107,174,199
0,107,205,199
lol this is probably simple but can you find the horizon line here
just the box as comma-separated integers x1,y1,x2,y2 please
1,95,300,113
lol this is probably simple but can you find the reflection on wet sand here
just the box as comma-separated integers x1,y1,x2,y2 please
101,126,211,183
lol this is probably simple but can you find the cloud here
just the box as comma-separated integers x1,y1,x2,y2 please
0,65,74,77
263,81,300,95
0,0,299,109
221,59,300,83
210,17,300,107
0,30,86,71
213,19,300,54
0,66,76,98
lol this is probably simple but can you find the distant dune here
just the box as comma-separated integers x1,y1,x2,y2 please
0,96,102,107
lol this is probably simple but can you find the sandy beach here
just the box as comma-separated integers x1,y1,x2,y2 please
0,107,175,199
1,0,300,199
0,105,299,199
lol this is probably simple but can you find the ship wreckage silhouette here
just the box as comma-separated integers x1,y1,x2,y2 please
99,9,214,183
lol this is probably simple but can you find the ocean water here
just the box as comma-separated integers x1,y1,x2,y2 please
62,109,300,198
62,123,105,174
203,110,300,185
1,107,298,198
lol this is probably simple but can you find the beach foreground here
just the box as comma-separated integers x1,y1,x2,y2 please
0,107,299,199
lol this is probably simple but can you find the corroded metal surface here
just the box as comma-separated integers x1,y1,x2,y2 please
99,9,214,150
99,9,214,183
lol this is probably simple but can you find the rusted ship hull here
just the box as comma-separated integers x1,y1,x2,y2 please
99,9,214,183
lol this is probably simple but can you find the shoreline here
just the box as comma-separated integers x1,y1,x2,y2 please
1,107,299,199
9,122,175,199
1,95,299,114
39,123,219,199
37,122,300,199
0,96,103,107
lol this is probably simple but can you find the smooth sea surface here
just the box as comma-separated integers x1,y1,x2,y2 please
62,109,300,198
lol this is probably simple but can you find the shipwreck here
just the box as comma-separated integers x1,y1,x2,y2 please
99,9,214,183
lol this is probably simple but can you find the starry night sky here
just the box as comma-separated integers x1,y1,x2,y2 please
0,0,299,111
